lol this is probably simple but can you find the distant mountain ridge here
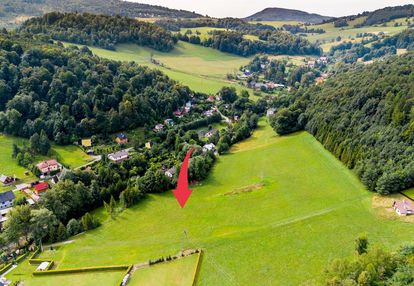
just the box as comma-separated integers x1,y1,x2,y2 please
0,0,203,28
245,7,332,24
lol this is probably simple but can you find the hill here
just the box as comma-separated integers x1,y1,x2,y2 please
270,53,414,195
245,7,332,23
0,0,203,29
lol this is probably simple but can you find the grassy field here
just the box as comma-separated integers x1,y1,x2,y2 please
402,188,414,200
9,119,414,285
0,134,91,190
128,255,199,286
71,41,254,96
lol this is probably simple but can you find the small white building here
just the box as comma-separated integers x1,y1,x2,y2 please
165,167,177,178
267,108,276,117
203,143,216,153
154,124,165,133
36,261,50,271
108,150,130,164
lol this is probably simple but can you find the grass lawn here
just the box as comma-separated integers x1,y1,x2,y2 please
64,41,260,97
128,255,199,286
10,119,414,285
402,188,414,200
50,145,92,169
0,134,35,183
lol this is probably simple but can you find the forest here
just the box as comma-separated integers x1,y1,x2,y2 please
270,53,414,195
179,30,321,57
0,30,191,144
20,12,177,51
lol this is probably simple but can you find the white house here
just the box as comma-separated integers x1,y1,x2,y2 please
0,191,15,224
108,150,130,164
393,200,414,216
203,143,216,153
165,167,177,178
36,159,61,175
267,108,276,117
154,124,165,132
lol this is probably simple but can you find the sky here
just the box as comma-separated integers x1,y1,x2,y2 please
128,0,414,18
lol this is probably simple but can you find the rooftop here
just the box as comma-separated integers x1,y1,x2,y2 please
0,191,15,204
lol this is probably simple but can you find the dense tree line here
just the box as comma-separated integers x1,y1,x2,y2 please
322,238,414,285
282,24,325,34
155,18,277,35
20,12,177,51
270,53,414,194
179,30,321,57
0,33,192,144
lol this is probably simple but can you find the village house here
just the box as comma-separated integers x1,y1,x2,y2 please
205,129,218,138
267,108,276,117
34,182,49,195
164,119,174,127
36,159,61,176
108,150,129,164
307,60,316,68
0,191,15,224
145,142,152,149
81,138,92,148
393,200,414,216
154,124,165,133
0,175,15,186
174,110,184,118
207,96,215,102
165,166,177,178
115,133,129,145
203,143,216,153
317,56,329,65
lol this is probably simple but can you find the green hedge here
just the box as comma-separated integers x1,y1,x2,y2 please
0,262,13,275
116,265,133,286
33,265,130,276
192,250,204,286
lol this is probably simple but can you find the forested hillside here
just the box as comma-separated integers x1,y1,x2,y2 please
179,30,321,56
21,12,176,51
0,0,202,29
0,31,192,144
270,53,414,194
362,4,414,26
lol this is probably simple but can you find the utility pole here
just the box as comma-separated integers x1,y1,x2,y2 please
181,229,188,253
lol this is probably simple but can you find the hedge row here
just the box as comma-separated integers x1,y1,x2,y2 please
0,262,13,275
29,259,52,265
33,265,130,276
116,265,133,286
192,250,204,286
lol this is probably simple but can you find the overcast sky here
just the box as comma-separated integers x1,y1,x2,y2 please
128,0,414,18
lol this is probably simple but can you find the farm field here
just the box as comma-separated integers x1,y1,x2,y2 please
9,119,414,285
68,41,254,95
128,254,199,286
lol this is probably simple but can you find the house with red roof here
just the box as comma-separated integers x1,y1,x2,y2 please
36,159,61,175
393,200,414,216
34,182,49,195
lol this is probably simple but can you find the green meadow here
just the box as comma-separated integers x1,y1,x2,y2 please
71,41,254,95
128,255,199,286
9,119,414,285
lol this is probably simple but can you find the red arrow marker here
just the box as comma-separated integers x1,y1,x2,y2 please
172,149,193,208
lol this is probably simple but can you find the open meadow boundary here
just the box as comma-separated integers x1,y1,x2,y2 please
26,248,203,286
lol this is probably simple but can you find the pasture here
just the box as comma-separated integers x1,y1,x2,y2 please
8,119,414,285
74,41,254,96
128,254,199,286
